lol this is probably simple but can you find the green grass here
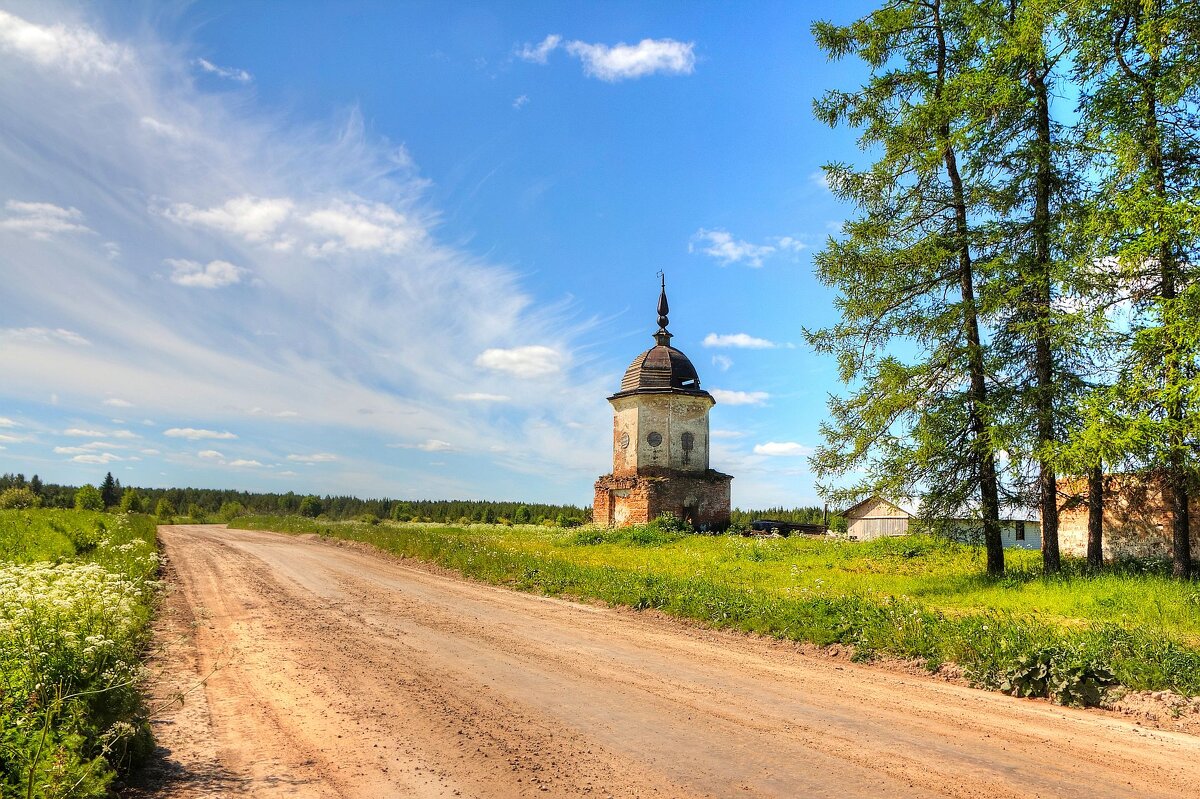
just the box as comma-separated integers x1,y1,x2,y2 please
231,515,1200,701
0,509,160,798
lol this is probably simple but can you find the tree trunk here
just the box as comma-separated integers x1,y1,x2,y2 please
1087,465,1104,572
935,0,1003,576
1031,64,1060,574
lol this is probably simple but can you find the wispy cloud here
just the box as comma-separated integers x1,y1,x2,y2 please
102,398,133,408
0,200,91,239
475,346,564,378
712,354,733,371
0,8,611,498
194,57,251,82
516,34,561,64
753,441,812,457
165,258,247,289
164,428,238,440
710,389,769,406
0,10,128,75
689,228,806,267
453,392,510,402
703,332,777,349
512,94,529,110
286,452,338,463
1,328,90,346
517,34,695,81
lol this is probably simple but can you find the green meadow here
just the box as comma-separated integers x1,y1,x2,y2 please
233,515,1200,702
0,509,160,798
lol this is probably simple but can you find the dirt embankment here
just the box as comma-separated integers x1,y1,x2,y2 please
127,525,1200,798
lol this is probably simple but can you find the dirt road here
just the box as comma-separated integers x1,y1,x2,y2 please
133,524,1200,798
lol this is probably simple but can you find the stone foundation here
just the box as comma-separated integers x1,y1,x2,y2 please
593,470,732,531
1058,472,1200,559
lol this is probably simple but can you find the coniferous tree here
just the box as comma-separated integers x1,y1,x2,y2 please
1073,0,1200,578
100,471,119,508
809,0,1006,574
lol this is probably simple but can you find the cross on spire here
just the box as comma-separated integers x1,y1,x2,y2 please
654,272,672,346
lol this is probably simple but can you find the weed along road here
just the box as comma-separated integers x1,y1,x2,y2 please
141,525,1200,798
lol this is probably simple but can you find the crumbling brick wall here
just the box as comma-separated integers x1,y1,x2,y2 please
1058,472,1200,559
594,471,731,530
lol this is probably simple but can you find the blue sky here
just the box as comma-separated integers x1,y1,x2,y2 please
0,1,874,507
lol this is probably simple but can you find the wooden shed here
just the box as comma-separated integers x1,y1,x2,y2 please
841,495,1042,549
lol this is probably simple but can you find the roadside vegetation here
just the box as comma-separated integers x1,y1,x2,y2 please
0,508,159,798
231,514,1200,705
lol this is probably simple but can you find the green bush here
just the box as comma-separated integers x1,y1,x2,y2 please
0,487,41,509
74,485,104,512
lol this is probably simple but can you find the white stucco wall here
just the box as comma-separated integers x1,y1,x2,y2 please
610,393,713,475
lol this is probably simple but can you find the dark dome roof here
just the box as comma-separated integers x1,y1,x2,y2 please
618,344,703,393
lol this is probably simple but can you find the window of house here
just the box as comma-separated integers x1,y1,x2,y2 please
1015,521,1025,541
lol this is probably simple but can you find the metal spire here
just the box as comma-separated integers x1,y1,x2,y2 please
654,271,672,346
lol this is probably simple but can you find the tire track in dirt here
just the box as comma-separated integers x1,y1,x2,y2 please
129,525,1200,798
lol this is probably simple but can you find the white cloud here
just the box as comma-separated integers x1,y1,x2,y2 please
164,427,238,440
140,448,160,455
0,417,16,428
249,407,300,418
227,458,265,468
70,452,122,464
516,34,561,64
165,258,247,289
286,452,337,463
703,333,777,349
565,38,695,81
753,441,813,457
0,433,27,443
103,398,133,407
197,449,224,459
194,57,251,83
0,8,612,499
63,428,105,437
809,170,831,191
0,10,128,75
512,94,529,110
0,327,90,346
0,200,92,239
301,200,424,256
689,228,773,267
164,195,293,243
140,116,182,139
711,389,770,406
108,430,138,439
475,346,563,378
711,354,733,371
453,392,510,402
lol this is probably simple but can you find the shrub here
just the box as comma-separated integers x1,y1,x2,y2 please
298,495,322,517
218,501,244,522
118,489,143,514
74,485,104,512
154,498,176,522
0,487,41,510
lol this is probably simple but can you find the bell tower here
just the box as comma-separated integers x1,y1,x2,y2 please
593,276,732,529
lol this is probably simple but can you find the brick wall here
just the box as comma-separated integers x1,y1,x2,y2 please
594,470,732,530
1058,473,1200,559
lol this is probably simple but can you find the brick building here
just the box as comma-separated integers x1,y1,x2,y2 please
1058,473,1200,559
593,279,732,529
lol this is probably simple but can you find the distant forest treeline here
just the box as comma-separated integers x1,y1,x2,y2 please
0,471,842,529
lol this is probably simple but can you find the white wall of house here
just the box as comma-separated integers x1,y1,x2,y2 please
845,495,1042,549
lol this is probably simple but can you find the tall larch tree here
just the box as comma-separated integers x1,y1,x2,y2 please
809,0,1007,575
1075,0,1200,578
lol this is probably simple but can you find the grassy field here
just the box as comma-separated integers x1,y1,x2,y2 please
233,515,1200,702
0,509,160,798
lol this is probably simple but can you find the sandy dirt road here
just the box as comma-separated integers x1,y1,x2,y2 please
130,524,1200,798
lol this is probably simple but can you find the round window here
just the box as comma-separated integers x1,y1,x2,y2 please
619,431,630,449
646,431,662,447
